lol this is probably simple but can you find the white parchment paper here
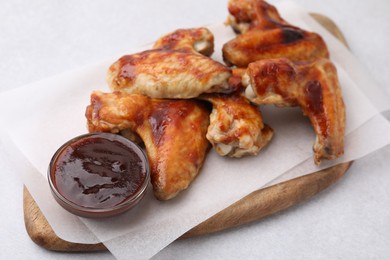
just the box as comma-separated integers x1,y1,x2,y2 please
0,1,389,259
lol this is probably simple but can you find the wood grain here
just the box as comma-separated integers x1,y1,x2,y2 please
23,13,351,252
180,161,351,239
23,187,107,252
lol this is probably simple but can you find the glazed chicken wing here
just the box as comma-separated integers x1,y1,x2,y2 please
86,91,210,200
107,28,232,99
200,93,273,157
222,0,329,67
243,58,345,164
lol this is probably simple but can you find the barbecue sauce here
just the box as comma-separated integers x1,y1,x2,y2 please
51,135,148,209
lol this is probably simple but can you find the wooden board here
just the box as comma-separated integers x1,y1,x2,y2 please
23,13,350,252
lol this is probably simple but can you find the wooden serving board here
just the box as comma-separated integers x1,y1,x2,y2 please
23,13,350,252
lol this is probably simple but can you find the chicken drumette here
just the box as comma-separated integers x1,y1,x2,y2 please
86,91,210,200
243,58,345,164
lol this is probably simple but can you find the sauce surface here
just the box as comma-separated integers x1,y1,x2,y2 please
52,135,147,209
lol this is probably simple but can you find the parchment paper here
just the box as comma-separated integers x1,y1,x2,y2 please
0,1,389,259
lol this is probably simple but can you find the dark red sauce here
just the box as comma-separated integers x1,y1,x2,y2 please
51,135,148,209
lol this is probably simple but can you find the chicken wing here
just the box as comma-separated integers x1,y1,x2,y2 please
107,28,232,99
86,91,210,200
243,58,345,164
200,93,273,157
222,0,329,67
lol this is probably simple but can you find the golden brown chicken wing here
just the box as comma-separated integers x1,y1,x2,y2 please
107,28,232,99
86,91,210,200
243,58,345,164
199,93,273,157
222,0,329,67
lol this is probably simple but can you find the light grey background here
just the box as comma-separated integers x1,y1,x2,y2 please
0,0,389,259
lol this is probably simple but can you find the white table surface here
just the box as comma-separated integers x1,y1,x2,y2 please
1,0,389,259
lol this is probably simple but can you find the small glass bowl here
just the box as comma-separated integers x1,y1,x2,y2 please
48,133,150,218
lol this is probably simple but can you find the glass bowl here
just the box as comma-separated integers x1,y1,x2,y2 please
48,132,150,218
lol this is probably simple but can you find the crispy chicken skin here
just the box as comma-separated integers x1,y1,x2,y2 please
243,58,345,164
227,67,247,92
107,28,232,99
226,0,289,33
223,0,329,67
199,93,273,157
86,91,210,200
153,27,214,56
